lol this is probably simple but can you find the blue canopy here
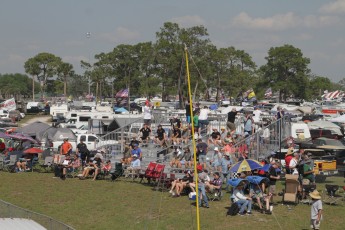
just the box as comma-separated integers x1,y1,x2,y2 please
227,178,248,187
209,104,218,111
246,176,267,184
114,107,128,113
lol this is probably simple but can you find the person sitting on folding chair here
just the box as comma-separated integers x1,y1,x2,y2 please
232,183,252,216
205,172,222,194
249,178,271,214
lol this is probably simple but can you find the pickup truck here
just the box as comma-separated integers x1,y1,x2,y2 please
48,134,118,152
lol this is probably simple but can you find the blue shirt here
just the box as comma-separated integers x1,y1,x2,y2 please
131,148,142,157
244,118,252,132
221,158,232,174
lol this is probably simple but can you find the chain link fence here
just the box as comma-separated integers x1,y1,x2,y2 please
0,199,75,230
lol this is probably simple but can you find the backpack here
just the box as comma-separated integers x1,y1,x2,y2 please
227,202,240,216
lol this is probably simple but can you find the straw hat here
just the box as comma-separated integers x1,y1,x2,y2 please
309,190,321,200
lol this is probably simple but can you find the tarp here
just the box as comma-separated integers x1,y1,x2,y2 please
40,127,77,142
15,121,51,136
307,120,342,136
330,114,345,123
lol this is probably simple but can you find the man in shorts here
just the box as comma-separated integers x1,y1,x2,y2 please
268,161,280,203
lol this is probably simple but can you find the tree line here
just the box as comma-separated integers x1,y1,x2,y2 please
1,22,343,104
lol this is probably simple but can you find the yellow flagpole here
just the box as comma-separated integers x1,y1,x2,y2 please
184,44,200,230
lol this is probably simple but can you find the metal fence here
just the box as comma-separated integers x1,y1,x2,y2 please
0,199,75,230
233,116,292,160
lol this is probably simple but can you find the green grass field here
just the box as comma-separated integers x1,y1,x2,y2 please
1,172,345,230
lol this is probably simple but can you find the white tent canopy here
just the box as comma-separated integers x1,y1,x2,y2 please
330,114,345,123
307,120,342,136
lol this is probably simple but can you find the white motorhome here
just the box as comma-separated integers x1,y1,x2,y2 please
50,103,69,118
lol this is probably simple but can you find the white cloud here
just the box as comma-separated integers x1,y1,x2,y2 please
232,12,298,30
8,54,26,62
170,15,206,28
320,0,345,14
231,12,340,30
98,27,141,43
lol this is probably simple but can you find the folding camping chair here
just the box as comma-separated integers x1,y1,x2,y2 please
139,162,157,183
322,184,342,205
111,162,124,181
4,155,18,172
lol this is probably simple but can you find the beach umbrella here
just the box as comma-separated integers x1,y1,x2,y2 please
229,159,263,173
7,133,37,143
23,147,43,154
260,164,281,173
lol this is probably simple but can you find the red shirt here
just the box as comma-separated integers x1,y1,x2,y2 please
285,155,293,169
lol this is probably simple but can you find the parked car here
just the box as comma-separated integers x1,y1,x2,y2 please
9,110,21,121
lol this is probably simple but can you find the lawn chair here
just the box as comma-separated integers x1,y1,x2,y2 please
300,184,316,204
4,155,18,172
111,162,124,181
0,154,5,170
282,174,300,204
152,164,165,184
39,156,54,173
139,162,157,183
206,188,223,201
322,184,342,205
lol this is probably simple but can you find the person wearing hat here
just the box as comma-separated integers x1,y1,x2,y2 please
310,190,322,230
285,146,294,174
60,138,72,156
210,147,222,171
220,127,227,139
131,143,142,161
268,161,280,203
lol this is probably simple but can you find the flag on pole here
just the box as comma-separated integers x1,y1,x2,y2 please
264,88,272,98
115,89,129,98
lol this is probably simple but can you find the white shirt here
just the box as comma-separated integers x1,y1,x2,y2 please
143,106,151,120
198,108,209,120
131,158,141,168
252,110,262,123
233,188,247,202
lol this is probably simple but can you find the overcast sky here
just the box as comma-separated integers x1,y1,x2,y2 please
1,0,345,82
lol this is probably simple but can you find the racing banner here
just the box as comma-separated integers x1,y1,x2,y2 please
0,98,16,111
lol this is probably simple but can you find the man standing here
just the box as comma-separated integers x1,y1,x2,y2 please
196,139,208,169
227,108,237,133
268,161,280,203
76,139,89,167
198,106,210,134
143,101,152,126
60,138,72,156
